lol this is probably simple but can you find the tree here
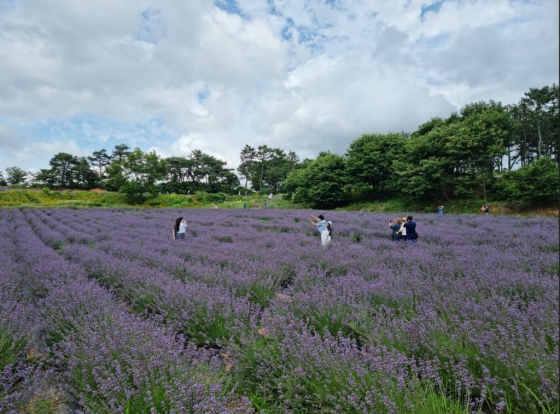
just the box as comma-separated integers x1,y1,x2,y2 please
5,166,28,185
345,132,407,199
520,85,558,160
507,85,559,167
283,152,346,208
494,157,559,206
88,149,112,179
237,145,300,192
238,145,257,188
48,153,78,188
106,148,167,203
111,144,131,162
0,171,7,186
395,102,511,201
72,157,99,188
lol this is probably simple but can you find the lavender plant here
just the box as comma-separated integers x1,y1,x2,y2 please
1,207,557,413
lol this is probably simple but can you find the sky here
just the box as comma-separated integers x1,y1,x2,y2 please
0,0,558,174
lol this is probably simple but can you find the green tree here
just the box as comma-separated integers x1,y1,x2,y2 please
451,103,511,200
72,157,99,188
88,149,112,179
50,153,78,188
0,171,7,186
396,102,511,201
238,145,257,189
283,153,346,208
507,85,559,167
5,166,28,185
345,132,407,199
237,145,299,192
111,144,131,162
494,157,559,206
520,85,559,160
106,148,167,203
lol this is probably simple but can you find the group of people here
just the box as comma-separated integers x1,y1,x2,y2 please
172,212,418,246
389,216,418,243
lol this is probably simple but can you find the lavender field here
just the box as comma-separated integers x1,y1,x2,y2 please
0,208,558,413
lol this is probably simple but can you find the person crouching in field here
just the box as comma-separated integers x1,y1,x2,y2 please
173,217,187,240
309,214,331,247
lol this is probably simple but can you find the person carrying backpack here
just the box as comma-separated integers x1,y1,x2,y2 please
309,214,331,247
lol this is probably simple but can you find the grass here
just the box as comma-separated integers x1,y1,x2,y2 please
1,189,556,217
335,197,559,217
0,327,28,371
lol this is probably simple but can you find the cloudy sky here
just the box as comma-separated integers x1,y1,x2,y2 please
0,0,558,173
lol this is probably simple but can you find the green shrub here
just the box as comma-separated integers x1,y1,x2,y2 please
204,193,227,204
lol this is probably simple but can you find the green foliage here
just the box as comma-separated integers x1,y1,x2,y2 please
283,152,346,208
237,144,299,192
5,166,28,185
35,153,98,189
395,102,513,201
345,132,407,199
204,192,227,204
0,328,28,371
494,157,559,206
106,148,167,204
162,150,240,194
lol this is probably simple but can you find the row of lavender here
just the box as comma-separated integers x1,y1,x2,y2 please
0,211,41,412
3,207,559,413
0,208,251,413
25,209,554,412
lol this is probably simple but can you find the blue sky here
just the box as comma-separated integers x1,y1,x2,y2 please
0,0,558,173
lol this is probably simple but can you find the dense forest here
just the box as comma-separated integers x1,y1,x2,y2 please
1,85,558,208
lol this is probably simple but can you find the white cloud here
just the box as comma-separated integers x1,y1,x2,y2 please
0,121,27,150
0,0,557,172
0,140,89,173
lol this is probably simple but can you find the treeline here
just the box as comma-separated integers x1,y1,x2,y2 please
1,85,557,207
284,85,559,208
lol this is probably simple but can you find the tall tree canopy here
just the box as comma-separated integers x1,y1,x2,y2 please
237,145,299,192
106,148,167,203
5,166,28,185
161,150,239,194
283,152,346,208
345,132,407,199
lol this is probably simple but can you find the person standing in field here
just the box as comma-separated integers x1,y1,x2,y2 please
403,215,418,243
173,217,187,240
389,218,402,242
309,214,331,247
438,206,444,217
243,203,247,209
396,217,407,240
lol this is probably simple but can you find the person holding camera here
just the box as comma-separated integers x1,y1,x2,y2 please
309,214,331,247
173,217,187,240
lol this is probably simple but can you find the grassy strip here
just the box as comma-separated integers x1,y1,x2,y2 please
1,189,557,217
